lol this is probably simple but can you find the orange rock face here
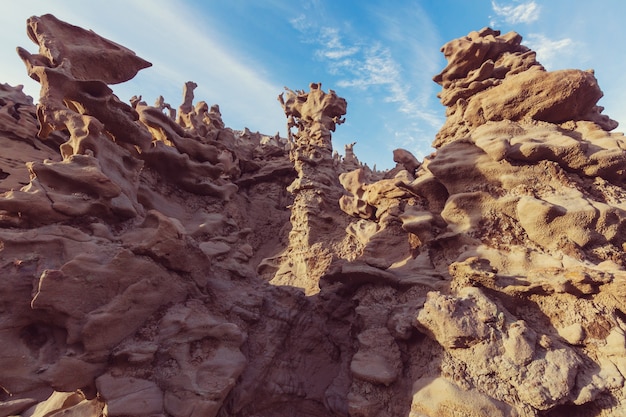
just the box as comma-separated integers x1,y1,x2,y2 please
1,16,626,417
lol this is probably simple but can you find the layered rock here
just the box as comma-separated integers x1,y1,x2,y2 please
264,83,348,294
340,28,626,417
433,27,618,146
1,16,626,417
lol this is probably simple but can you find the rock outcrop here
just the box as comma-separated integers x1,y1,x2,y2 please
1,15,625,417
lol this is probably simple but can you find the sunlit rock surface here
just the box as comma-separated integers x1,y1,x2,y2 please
1,15,626,417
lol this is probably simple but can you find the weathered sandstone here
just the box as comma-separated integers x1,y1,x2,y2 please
1,15,625,417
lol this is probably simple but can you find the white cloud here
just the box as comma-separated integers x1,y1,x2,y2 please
339,43,442,130
287,4,447,168
315,27,360,60
291,19,442,131
289,15,309,34
336,43,396,87
523,34,574,70
491,1,541,24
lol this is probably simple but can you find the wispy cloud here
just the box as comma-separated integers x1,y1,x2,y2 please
523,34,574,70
290,15,442,131
315,27,360,60
288,4,446,166
289,15,311,36
335,43,397,88
335,43,429,122
3,0,285,134
491,1,541,25
116,6,285,134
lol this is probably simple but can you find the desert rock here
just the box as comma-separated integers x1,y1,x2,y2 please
1,16,626,417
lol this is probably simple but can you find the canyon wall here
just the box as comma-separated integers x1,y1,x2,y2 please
1,16,625,417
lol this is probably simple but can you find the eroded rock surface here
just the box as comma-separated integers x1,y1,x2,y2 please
1,16,626,417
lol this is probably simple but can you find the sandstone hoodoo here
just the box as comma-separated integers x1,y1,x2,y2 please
1,15,625,417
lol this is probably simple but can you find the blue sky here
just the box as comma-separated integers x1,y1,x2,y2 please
1,1,625,170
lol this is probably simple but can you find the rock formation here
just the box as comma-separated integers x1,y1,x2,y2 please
1,15,625,417
263,83,348,294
